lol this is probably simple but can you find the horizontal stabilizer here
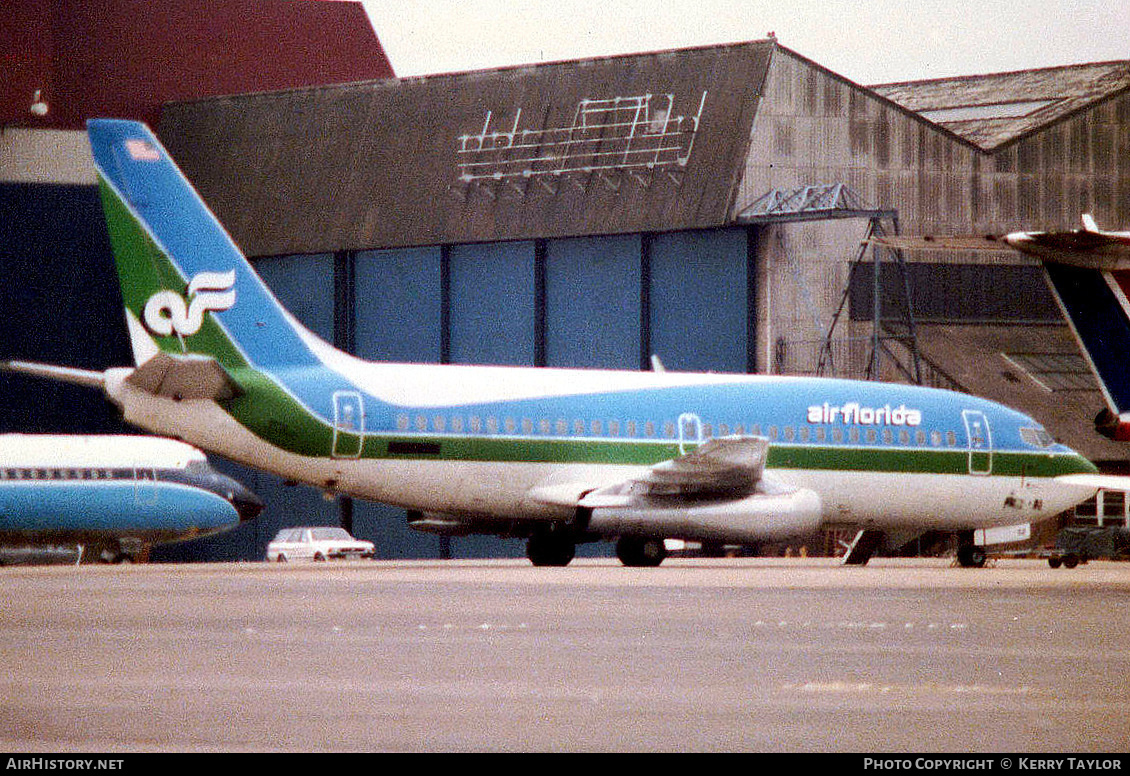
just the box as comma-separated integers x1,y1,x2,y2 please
869,235,1008,252
1055,473,1130,493
125,352,242,401
1,360,105,389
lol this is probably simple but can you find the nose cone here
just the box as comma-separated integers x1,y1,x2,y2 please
227,479,266,521
197,468,265,521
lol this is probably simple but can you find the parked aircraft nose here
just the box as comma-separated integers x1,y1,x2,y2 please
225,478,265,521
192,467,265,521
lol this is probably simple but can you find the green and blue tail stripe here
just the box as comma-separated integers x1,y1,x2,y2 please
88,120,375,432
88,119,322,372
88,119,379,456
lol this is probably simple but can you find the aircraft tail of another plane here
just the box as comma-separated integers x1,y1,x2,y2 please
86,119,323,375
1043,264,1130,440
873,217,1130,442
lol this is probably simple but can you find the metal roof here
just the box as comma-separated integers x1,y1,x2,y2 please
871,61,1130,151
160,41,774,256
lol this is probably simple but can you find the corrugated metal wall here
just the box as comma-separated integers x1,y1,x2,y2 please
991,91,1130,232
737,48,1130,378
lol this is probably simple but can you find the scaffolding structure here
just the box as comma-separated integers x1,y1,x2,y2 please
736,183,922,384
454,92,707,195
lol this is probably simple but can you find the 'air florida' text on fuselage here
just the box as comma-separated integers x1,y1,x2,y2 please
807,402,923,427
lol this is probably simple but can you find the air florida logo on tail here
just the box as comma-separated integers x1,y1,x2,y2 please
142,270,237,337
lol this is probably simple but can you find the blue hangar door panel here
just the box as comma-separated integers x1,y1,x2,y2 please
155,253,339,562
255,253,337,341
354,247,447,559
545,235,642,369
449,241,537,367
355,247,443,363
648,228,749,374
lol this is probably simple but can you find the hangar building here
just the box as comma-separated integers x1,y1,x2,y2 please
4,2,1129,559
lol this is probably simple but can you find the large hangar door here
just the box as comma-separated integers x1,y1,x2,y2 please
353,246,448,559
355,247,443,363
648,228,750,373
448,242,537,366
544,235,641,369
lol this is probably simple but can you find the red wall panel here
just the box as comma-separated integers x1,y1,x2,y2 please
2,0,393,128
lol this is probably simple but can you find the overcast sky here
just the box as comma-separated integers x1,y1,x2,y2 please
362,0,1128,85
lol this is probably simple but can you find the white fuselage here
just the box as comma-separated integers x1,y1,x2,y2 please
104,368,1092,536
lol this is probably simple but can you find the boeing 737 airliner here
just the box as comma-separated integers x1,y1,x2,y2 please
2,120,1113,567
0,434,261,562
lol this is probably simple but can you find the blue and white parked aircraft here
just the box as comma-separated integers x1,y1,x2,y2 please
3,120,1118,567
0,433,262,562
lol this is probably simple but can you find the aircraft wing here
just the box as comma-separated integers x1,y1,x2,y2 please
1013,230,1130,254
871,216,1130,269
1003,229,1130,269
526,436,771,510
125,351,243,401
629,435,769,498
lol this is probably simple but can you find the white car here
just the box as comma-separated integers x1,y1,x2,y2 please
266,526,375,562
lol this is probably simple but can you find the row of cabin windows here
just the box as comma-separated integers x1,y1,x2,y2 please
0,468,158,482
394,414,963,448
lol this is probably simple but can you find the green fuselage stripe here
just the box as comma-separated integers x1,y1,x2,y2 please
356,433,1088,478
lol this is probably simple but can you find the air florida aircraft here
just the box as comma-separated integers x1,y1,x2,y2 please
0,434,262,562
3,119,1110,567
873,217,1130,445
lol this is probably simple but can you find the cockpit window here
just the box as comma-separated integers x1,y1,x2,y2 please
1020,426,1056,449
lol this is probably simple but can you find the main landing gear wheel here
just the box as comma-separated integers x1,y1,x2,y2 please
615,536,666,567
526,530,576,567
956,544,987,568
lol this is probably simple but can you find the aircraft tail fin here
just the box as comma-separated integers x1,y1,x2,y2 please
86,119,322,373
1043,263,1130,439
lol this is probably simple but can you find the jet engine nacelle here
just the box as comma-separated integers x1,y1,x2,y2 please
586,488,822,544
1095,408,1130,442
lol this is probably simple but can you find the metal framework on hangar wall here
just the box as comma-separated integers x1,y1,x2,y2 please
735,182,923,386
